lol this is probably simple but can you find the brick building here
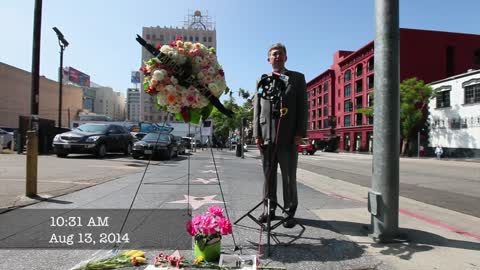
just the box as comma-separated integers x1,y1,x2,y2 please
307,28,480,152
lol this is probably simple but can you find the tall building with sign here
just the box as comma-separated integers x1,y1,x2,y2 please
140,10,216,122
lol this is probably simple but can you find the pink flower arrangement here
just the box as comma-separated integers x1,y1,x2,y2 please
186,206,232,247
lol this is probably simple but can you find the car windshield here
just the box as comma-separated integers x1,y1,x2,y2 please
75,124,108,133
142,133,170,142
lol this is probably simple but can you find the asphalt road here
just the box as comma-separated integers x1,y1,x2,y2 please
297,152,480,218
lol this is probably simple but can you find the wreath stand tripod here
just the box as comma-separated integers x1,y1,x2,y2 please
234,73,305,256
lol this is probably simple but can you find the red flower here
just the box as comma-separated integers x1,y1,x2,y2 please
218,69,224,76
147,86,158,95
155,43,162,49
175,36,183,41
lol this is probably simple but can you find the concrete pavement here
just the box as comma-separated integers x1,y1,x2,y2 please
0,149,479,269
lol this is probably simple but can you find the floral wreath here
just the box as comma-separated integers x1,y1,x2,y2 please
138,36,231,124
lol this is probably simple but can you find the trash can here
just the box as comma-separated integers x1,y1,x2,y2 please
236,144,242,157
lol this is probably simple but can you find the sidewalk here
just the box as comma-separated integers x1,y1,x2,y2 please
245,149,480,270
0,149,479,269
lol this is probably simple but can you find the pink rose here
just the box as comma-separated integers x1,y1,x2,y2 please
217,217,232,235
207,206,224,217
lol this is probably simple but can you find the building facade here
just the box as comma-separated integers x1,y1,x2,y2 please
0,62,83,128
127,88,140,121
93,87,126,121
307,28,480,152
140,10,216,123
428,69,480,157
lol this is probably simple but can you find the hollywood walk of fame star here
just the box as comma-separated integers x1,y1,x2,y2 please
206,165,222,168
193,178,219,184
168,195,224,210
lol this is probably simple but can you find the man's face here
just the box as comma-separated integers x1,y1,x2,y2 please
268,48,287,71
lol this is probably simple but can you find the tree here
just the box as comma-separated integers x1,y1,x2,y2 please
209,89,253,141
399,77,433,155
356,77,433,156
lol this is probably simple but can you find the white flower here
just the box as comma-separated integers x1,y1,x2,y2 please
152,70,165,81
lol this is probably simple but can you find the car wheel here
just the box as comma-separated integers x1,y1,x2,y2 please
124,143,132,156
302,148,307,155
96,144,107,158
57,153,68,158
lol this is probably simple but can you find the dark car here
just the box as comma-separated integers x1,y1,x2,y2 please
132,132,178,160
52,123,134,158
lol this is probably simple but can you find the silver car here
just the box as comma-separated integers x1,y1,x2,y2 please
0,128,13,149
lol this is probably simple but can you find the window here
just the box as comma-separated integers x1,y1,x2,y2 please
344,70,351,82
318,108,322,117
355,96,363,109
324,119,330,128
146,34,151,39
152,34,156,40
317,120,322,128
318,96,322,105
355,113,363,126
344,100,353,112
312,100,316,107
338,89,341,97
189,36,193,41
344,84,351,97
338,103,340,111
312,122,316,130
323,106,328,117
312,89,316,96
160,34,164,41
324,93,329,104
368,57,374,71
355,79,363,93
195,36,199,42
368,75,374,89
465,84,480,104
368,94,374,107
318,85,322,93
344,115,351,127
208,36,212,42
436,90,451,108
356,63,363,76
324,81,329,91
203,36,207,42
312,110,316,118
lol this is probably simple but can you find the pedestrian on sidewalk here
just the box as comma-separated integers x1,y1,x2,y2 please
253,43,308,228
435,145,443,160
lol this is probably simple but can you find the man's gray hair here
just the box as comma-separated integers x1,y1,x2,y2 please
268,43,287,56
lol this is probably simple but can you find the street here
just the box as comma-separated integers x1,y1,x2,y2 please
297,152,480,217
0,149,479,269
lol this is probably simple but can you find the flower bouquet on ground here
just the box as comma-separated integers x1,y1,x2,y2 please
73,249,146,270
186,206,233,262
139,36,230,124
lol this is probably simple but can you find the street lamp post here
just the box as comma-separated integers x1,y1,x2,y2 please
53,27,69,128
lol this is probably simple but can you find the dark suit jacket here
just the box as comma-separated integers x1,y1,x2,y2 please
253,70,308,145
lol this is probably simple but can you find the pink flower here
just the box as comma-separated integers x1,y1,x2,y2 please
217,217,232,235
207,206,224,217
186,220,197,236
200,215,217,235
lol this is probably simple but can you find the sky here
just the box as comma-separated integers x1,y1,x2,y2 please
1,0,479,103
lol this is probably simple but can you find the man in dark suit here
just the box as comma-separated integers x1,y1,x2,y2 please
252,43,308,228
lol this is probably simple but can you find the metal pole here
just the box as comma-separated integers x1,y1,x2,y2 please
417,131,420,158
26,0,42,197
30,0,42,117
370,0,401,243
58,46,64,128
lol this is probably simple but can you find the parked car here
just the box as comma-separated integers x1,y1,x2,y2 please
182,137,195,150
174,136,187,154
0,128,13,149
132,132,178,160
52,123,134,158
298,139,316,155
